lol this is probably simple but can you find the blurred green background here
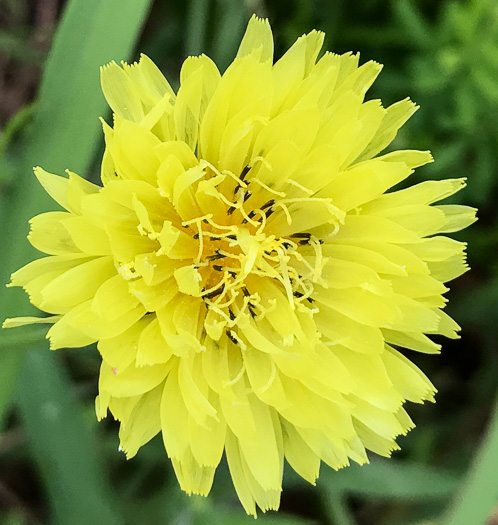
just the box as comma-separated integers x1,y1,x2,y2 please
0,0,497,524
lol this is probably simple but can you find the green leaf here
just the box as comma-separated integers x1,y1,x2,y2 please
320,493,355,525
17,350,120,525
186,0,210,56
393,0,432,49
442,396,498,525
0,0,153,429
319,458,459,500
211,0,248,71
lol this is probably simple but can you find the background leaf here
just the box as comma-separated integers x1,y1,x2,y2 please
17,350,120,525
0,0,153,429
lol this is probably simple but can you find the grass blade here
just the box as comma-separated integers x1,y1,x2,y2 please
0,0,153,429
186,0,210,56
319,459,459,500
443,395,498,525
17,350,120,525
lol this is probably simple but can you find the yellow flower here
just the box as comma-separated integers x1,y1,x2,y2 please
4,16,476,515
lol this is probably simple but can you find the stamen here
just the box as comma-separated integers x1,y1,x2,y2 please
240,165,251,181
248,303,257,319
260,199,275,211
225,330,247,351
252,177,286,197
223,358,246,385
286,178,314,195
226,330,238,345
221,168,248,189
182,214,213,226
204,217,238,232
290,232,312,239
207,251,226,261
203,285,224,300
274,201,292,225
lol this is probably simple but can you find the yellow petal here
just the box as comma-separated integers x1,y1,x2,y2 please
92,274,140,322
175,55,220,150
436,205,477,233
98,317,151,370
62,216,112,255
382,346,436,403
136,316,174,366
119,383,163,458
236,15,273,63
40,256,116,313
358,97,418,161
271,30,324,114
171,448,216,496
100,61,144,122
28,212,81,255
34,167,71,211
100,359,170,398
188,392,226,467
281,419,320,484
2,316,60,328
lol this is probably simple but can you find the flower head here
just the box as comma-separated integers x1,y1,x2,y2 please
4,16,476,515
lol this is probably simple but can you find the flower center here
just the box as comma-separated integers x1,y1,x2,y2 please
172,162,333,333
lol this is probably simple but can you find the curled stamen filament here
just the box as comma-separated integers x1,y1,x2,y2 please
286,178,314,195
251,177,286,197
223,360,246,386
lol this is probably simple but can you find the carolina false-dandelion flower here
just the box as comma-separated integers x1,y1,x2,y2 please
4,16,476,515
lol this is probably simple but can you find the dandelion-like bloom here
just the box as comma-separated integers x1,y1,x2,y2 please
4,16,476,515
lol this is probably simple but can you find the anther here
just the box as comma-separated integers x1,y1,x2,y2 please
242,287,250,297
213,265,224,272
290,232,312,239
264,208,274,218
242,209,257,224
227,206,236,215
248,303,257,319
282,241,292,249
193,233,199,239
260,199,275,211
204,286,224,300
226,330,238,345
240,166,251,181
243,190,252,202
226,234,237,240
293,290,304,298
207,251,226,261
228,308,236,321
